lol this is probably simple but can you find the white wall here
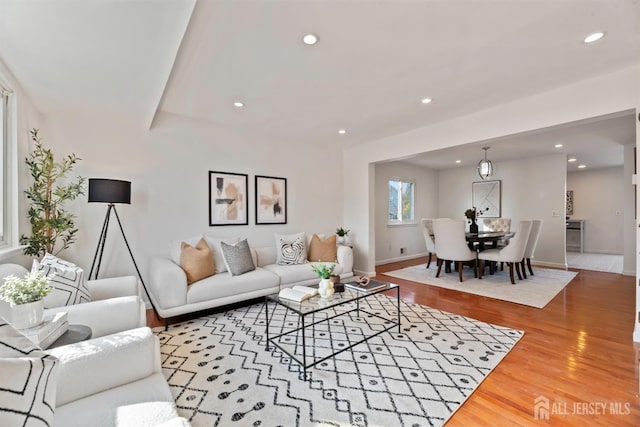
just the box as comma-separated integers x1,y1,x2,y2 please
14,111,346,286
437,154,567,268
567,166,625,255
374,161,437,264
345,65,640,276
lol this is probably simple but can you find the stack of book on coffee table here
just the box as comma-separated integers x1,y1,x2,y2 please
19,311,69,349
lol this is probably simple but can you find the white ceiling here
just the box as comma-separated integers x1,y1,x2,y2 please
0,0,638,168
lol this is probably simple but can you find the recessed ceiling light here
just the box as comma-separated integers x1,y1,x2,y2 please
303,34,318,45
584,32,605,43
555,144,563,148
421,98,433,104
455,160,461,164
233,101,244,108
568,158,577,162
338,129,346,135
578,164,587,169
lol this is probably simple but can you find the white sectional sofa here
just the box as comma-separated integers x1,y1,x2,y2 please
148,238,354,326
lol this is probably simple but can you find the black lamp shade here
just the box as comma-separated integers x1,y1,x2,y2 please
88,179,131,204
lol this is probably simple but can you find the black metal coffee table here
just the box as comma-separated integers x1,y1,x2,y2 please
264,283,400,377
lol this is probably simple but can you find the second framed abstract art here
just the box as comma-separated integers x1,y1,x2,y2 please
255,175,287,224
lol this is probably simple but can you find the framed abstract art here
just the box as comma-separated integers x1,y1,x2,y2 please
255,175,287,224
472,180,501,218
209,171,248,226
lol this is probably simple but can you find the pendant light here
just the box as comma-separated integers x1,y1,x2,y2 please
477,147,494,180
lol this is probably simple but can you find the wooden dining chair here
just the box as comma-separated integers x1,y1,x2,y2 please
420,218,437,269
478,220,533,284
432,219,477,282
521,219,543,277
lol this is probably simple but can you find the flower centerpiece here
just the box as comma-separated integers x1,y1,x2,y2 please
311,263,336,298
465,207,489,233
464,207,478,233
0,271,53,329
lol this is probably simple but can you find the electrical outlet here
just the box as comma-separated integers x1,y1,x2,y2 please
615,211,621,216
400,247,406,254
552,210,560,217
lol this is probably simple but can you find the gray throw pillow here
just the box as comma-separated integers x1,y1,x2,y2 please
220,239,256,276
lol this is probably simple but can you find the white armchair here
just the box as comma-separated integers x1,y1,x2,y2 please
0,263,146,338
48,327,188,426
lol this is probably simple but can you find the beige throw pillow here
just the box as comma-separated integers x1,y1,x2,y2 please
307,234,337,262
180,238,215,285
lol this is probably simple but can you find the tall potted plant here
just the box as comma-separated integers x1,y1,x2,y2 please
20,129,86,257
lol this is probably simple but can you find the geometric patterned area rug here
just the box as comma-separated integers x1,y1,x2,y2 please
383,263,578,308
154,295,523,426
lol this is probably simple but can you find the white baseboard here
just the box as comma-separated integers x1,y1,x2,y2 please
634,324,640,343
530,260,568,270
376,252,428,266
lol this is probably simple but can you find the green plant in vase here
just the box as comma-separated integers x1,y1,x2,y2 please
0,272,53,305
311,262,337,298
335,227,350,238
310,263,336,279
0,271,53,329
20,129,86,257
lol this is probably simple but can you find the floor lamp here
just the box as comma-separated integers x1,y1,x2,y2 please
88,178,158,317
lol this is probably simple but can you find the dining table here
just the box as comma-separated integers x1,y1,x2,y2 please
465,231,514,251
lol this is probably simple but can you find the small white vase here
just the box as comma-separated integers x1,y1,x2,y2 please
318,278,334,299
11,300,44,329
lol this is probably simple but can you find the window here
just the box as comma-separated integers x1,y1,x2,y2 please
0,85,12,248
388,178,414,223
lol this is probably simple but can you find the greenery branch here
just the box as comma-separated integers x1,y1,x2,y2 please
0,272,53,305
310,263,336,279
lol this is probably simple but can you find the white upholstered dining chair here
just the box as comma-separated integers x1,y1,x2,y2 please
432,219,477,282
421,218,437,269
478,220,533,284
482,218,511,232
482,218,512,247
521,219,543,277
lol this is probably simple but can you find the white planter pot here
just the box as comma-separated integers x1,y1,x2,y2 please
11,300,44,329
318,278,334,299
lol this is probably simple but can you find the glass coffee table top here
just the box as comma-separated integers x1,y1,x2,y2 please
266,282,398,315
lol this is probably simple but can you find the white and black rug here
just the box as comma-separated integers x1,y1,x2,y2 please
155,295,523,426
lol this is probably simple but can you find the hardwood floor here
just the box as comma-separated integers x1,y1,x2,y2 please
147,257,640,425
376,257,640,426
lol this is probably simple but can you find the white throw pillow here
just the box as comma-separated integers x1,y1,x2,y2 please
275,232,307,265
0,320,58,425
33,253,91,308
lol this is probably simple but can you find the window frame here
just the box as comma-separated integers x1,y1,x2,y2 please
0,79,16,253
387,177,416,226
